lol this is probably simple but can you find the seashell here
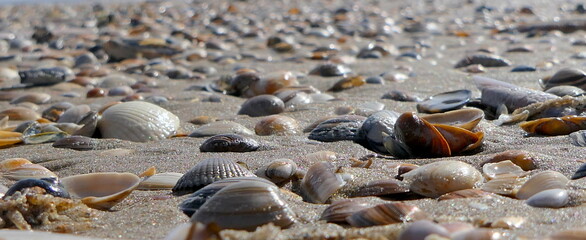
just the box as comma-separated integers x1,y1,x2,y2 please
60,172,140,210
526,188,569,208
191,180,296,231
541,68,586,90
356,110,401,153
23,131,67,144
304,151,338,164
381,72,408,83
482,160,526,180
98,101,180,142
18,66,74,86
454,54,511,68
381,90,422,102
351,179,410,197
10,93,51,105
199,134,260,152
255,159,300,186
481,175,525,197
173,158,255,195
416,90,472,114
300,161,346,203
137,172,183,190
164,222,221,240
452,229,504,240
240,71,299,98
57,104,90,124
309,63,351,77
310,93,336,102
465,64,487,73
189,116,217,125
86,87,108,98
516,171,569,199
308,115,366,142
328,75,366,92
73,111,99,137
0,158,32,171
5,177,69,198
545,85,585,97
520,115,586,136
320,198,371,223
420,108,484,131
179,177,273,217
238,95,285,117
189,121,254,137
0,107,40,120
255,115,300,136
398,220,450,240
571,162,586,179
2,163,58,181
52,135,98,151
438,189,494,201
98,74,137,88
274,90,312,107
41,102,74,122
346,202,428,227
511,65,536,72
474,76,559,113
548,229,586,239
490,216,525,229
402,160,483,198
108,86,134,96
53,123,83,135
365,76,384,84
481,150,538,171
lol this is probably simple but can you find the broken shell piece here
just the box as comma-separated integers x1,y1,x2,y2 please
137,172,183,190
300,161,346,203
482,160,526,180
346,202,428,227
516,171,568,200
60,172,140,210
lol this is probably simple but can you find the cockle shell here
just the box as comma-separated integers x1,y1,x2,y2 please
402,160,483,198
98,101,180,142
300,161,346,203
172,158,255,195
516,171,569,199
60,172,140,210
191,181,296,231
346,202,429,227
320,198,371,223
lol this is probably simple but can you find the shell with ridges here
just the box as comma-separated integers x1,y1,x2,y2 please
172,158,255,196
300,161,346,203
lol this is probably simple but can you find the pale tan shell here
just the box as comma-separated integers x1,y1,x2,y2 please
2,163,58,181
402,160,483,198
300,161,346,203
481,175,525,197
438,189,494,201
137,172,183,190
60,172,140,210
98,101,180,142
304,151,338,164
255,159,301,186
516,171,569,200
482,160,526,180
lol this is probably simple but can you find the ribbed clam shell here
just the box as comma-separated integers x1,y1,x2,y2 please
346,202,428,227
526,188,569,208
438,189,493,201
137,172,183,190
52,135,98,151
308,115,366,142
10,92,51,104
454,54,511,68
98,101,180,142
191,181,296,231
2,163,58,181
481,175,525,197
402,160,483,198
357,110,400,153
199,134,259,152
179,177,273,217
398,220,450,240
351,179,410,197
60,172,140,210
420,108,484,131
255,159,299,186
320,198,371,223
516,171,568,200
237,95,285,117
300,161,346,203
416,90,471,114
542,68,586,90
189,121,254,137
172,158,255,196
482,160,525,180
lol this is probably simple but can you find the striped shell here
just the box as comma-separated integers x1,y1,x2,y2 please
98,101,180,142
346,202,429,227
172,158,255,196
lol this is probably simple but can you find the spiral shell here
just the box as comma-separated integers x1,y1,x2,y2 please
172,158,255,196
402,160,483,198
98,101,180,142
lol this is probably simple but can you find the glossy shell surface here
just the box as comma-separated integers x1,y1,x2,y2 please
402,160,483,198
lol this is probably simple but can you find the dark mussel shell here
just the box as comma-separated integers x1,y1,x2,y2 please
5,177,70,198
18,66,74,86
541,68,586,90
199,134,260,152
308,115,366,142
416,90,471,114
172,158,255,196
52,135,98,151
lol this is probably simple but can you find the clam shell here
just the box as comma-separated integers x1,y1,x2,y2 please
346,202,428,227
320,198,371,223
191,181,296,231
481,175,525,197
309,63,351,77
254,115,300,136
0,158,32,171
351,179,410,197
60,172,140,210
98,101,180,142
189,121,254,137
137,172,183,190
398,220,450,240
420,108,484,131
237,95,285,117
308,115,366,142
402,160,483,198
542,68,586,90
416,90,471,114
10,92,51,105
300,161,346,203
199,134,260,152
0,107,40,120
545,85,585,97
57,104,91,124
571,162,586,180
516,171,569,200
172,158,255,196
179,177,274,217
328,75,366,92
357,110,400,153
2,163,58,181
569,130,586,147
520,116,586,136
255,159,299,186
526,188,569,208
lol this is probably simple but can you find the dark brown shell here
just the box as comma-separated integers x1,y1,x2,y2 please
172,158,255,196
346,202,428,227
199,134,260,152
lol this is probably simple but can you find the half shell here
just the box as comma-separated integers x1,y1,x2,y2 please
60,172,140,210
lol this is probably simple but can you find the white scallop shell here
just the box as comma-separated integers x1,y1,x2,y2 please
98,101,180,142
